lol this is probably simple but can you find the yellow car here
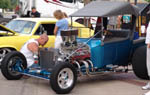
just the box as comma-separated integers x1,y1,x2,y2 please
0,18,94,62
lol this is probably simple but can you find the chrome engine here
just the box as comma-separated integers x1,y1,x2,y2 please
58,29,91,61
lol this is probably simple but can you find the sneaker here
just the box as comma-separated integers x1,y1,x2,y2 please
142,83,150,90
144,91,150,95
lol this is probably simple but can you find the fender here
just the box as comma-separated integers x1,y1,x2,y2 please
0,45,18,51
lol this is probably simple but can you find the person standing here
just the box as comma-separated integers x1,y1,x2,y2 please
142,22,150,95
31,7,40,17
53,10,68,48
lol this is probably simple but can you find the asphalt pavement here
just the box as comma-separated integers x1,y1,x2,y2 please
0,70,149,95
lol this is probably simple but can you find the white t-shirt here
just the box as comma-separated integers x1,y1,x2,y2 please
20,39,39,67
146,22,150,44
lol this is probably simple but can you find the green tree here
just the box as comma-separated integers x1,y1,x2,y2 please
0,0,17,12
145,0,150,2
11,0,18,9
0,0,11,9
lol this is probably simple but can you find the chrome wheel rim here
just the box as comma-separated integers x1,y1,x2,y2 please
0,48,11,63
57,68,74,89
7,56,22,76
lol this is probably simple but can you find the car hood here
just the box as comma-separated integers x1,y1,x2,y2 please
0,24,19,36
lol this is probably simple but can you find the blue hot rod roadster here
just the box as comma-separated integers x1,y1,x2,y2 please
1,1,147,94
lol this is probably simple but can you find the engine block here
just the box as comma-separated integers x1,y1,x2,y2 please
59,29,91,61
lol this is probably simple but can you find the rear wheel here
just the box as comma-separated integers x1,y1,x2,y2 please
1,51,27,80
50,62,77,94
132,45,149,80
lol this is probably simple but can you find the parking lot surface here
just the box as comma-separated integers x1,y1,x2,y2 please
0,70,149,95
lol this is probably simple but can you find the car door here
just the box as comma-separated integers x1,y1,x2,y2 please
115,39,132,65
102,42,117,66
102,38,132,66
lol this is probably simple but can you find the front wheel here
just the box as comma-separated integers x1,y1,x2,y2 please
1,51,27,80
50,62,77,94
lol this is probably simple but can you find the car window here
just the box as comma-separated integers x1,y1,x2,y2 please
34,24,55,35
5,20,35,34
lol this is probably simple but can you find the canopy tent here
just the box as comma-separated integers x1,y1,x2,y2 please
70,1,139,17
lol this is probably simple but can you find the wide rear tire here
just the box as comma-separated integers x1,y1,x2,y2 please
132,45,149,80
1,51,27,80
50,62,77,94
